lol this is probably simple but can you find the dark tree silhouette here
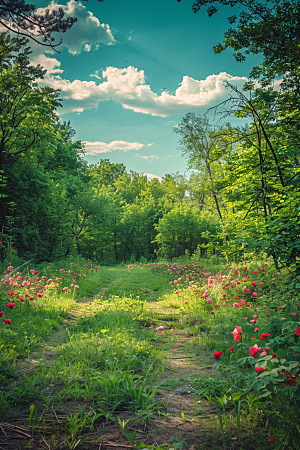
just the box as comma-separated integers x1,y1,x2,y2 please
0,0,103,51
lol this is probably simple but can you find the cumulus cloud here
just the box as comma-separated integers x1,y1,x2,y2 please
37,65,253,116
36,0,115,55
147,143,154,147
83,140,144,155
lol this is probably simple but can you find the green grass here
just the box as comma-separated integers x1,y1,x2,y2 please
0,258,299,449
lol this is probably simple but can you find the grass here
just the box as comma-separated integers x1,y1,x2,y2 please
0,258,299,449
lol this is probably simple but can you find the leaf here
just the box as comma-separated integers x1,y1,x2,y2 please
267,413,279,429
231,391,243,401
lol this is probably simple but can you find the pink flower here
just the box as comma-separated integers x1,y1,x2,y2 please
245,317,248,320
253,314,258,319
249,344,261,357
7,303,15,309
239,300,245,306
253,270,258,274
0,312,3,317
291,312,297,317
4,319,12,325
231,326,242,341
250,320,256,323
63,287,68,291
260,333,271,340
75,285,79,289
184,300,188,304
267,313,271,316
260,268,264,272
252,292,258,297
263,306,267,309
243,266,247,271
210,311,214,315
254,328,259,332
235,296,240,300
294,328,300,337
8,290,14,295
37,293,43,298
19,297,24,302
207,298,212,304
233,302,239,308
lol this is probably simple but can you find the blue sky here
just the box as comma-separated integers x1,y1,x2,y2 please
17,0,263,179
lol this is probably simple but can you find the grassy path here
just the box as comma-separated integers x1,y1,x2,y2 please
1,262,267,450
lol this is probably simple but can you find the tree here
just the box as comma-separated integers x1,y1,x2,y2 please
180,0,300,86
0,33,62,174
0,0,104,51
174,113,231,220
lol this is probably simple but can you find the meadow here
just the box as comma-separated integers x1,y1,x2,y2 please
0,258,299,450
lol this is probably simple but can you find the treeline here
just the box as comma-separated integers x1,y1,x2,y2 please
1,0,300,275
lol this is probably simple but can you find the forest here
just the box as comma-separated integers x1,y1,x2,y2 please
0,0,300,449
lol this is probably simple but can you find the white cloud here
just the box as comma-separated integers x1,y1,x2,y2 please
36,65,253,116
83,44,91,52
135,154,159,160
147,143,154,147
83,140,144,155
89,70,101,80
36,0,115,55
143,173,162,182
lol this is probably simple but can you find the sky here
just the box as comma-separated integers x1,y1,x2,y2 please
6,0,264,179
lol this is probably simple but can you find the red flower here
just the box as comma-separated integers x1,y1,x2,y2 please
260,333,271,340
8,290,14,295
7,303,15,309
272,353,277,358
229,346,234,352
268,437,275,441
253,270,258,274
37,293,43,298
231,326,242,341
0,311,3,317
19,297,25,302
249,344,261,357
214,351,223,360
284,374,297,387
255,367,265,373
252,292,258,297
4,319,12,325
295,328,300,337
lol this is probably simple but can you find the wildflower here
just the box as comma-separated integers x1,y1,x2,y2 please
0,312,3,317
295,328,300,337
253,314,258,319
254,328,259,332
184,300,188,304
253,270,258,274
239,300,245,306
63,287,68,291
4,319,12,325
231,326,242,341
19,297,24,302
37,293,43,298
243,266,247,271
8,290,14,295
214,351,223,360
272,353,277,358
207,298,212,304
268,437,275,442
267,313,271,316
284,374,297,387
210,311,214,315
255,367,265,373
7,303,15,309
251,282,256,287
245,317,248,320
249,344,261,357
252,292,258,297
260,333,271,340
229,346,234,352
233,302,239,308
259,282,264,286
291,312,297,317
250,320,256,323
263,306,267,309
